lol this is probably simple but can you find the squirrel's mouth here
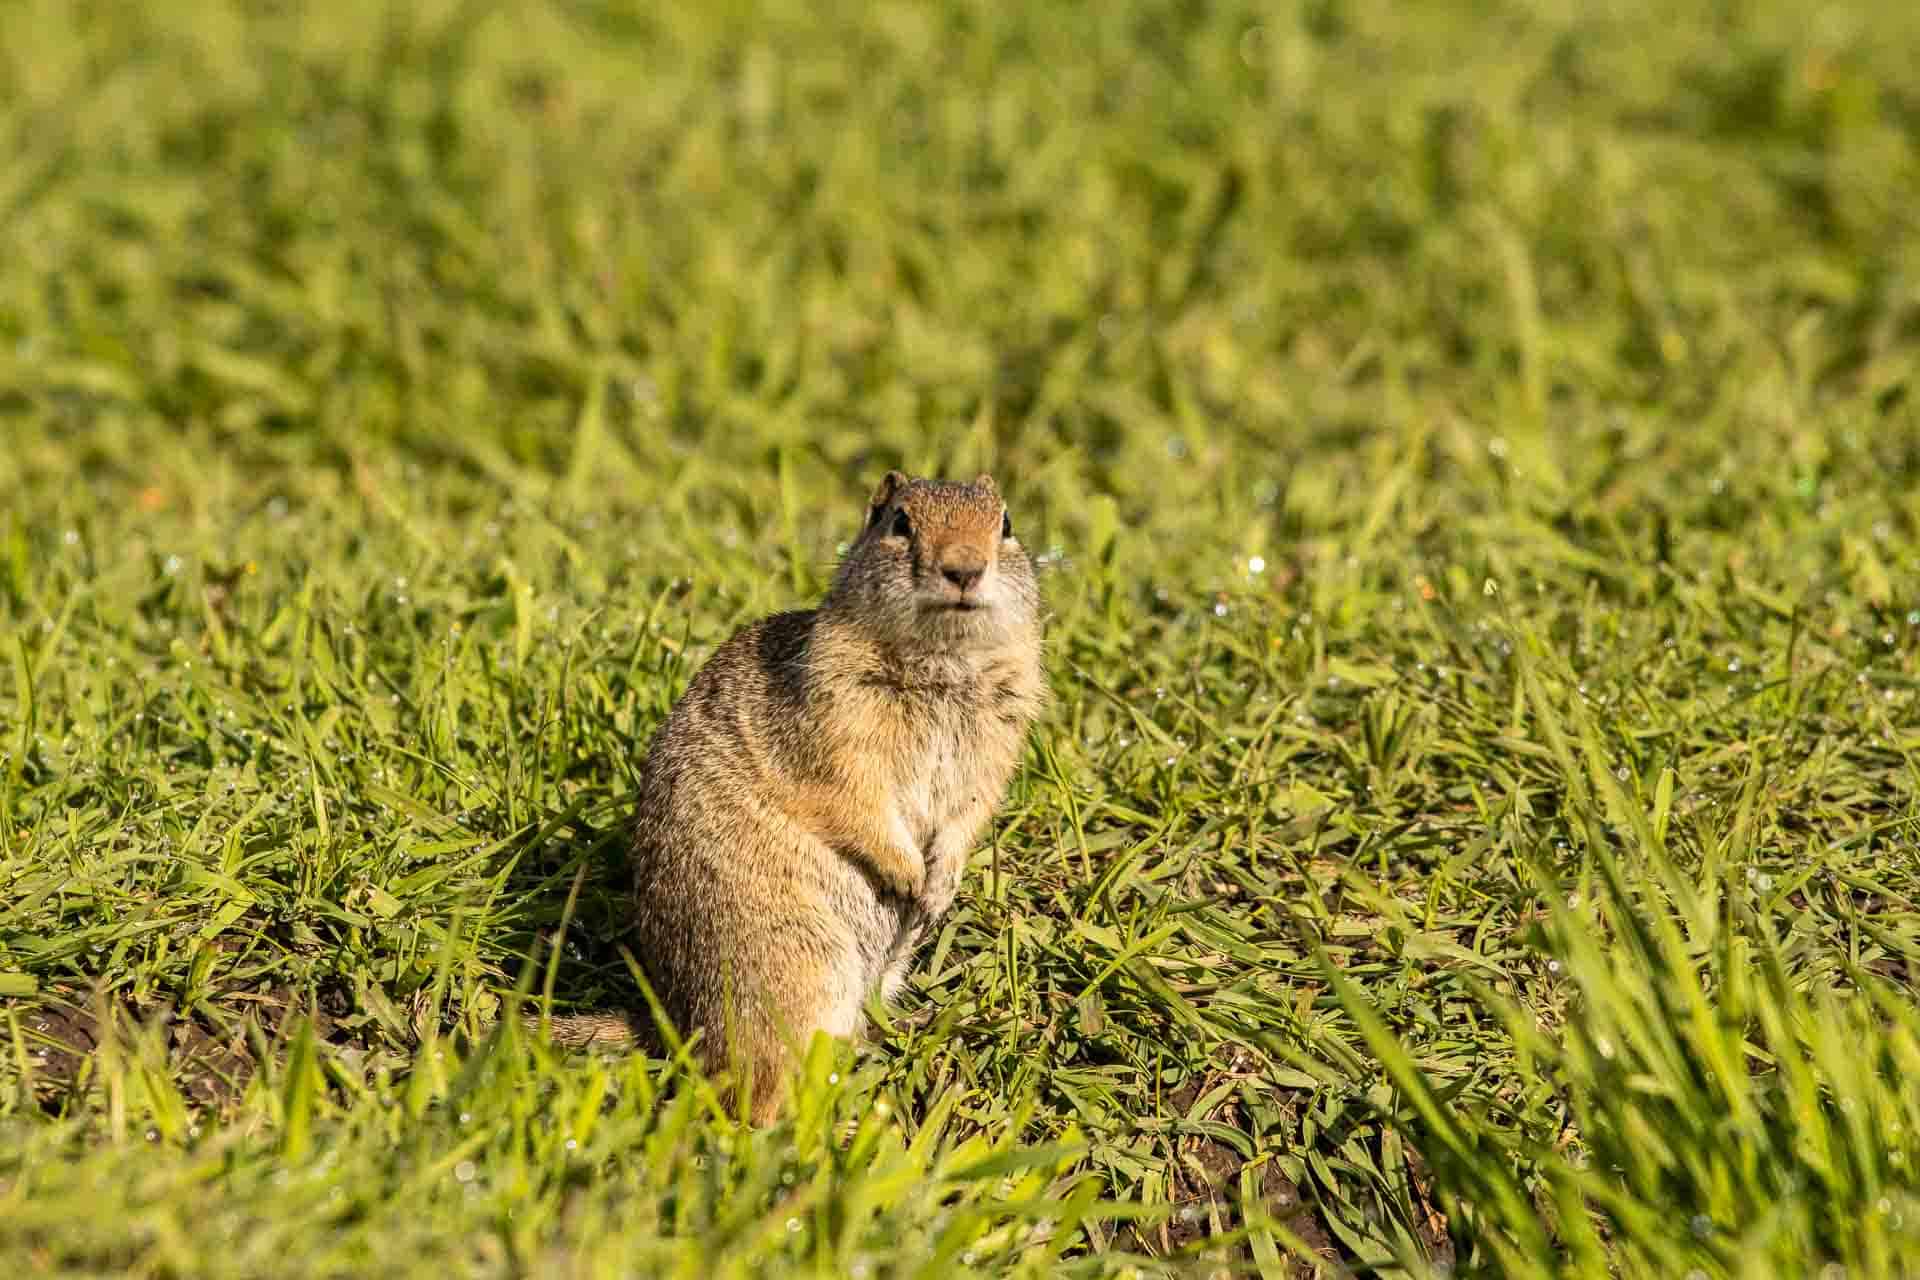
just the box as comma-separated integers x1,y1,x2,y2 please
927,600,985,612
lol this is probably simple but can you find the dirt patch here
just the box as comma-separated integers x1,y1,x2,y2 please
1261,1164,1342,1275
1136,1120,1344,1277
13,997,98,1094
164,1012,262,1107
1130,1065,1344,1275
10,984,348,1115
1128,1059,1453,1278
1400,1149,1457,1269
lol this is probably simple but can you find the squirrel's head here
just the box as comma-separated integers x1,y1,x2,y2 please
828,470,1039,652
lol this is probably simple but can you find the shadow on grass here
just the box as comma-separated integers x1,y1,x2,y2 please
12,794,652,1120
488,805,643,1018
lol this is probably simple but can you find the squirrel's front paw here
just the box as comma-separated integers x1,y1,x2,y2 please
917,841,963,920
856,816,926,901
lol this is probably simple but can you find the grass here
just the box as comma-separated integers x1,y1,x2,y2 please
2,0,1919,1274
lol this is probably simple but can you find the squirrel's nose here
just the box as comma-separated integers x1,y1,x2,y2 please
941,563,984,593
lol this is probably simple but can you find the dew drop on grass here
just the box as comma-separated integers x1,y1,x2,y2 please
1248,555,1266,574
785,1217,801,1234
454,1161,476,1183
1238,23,1266,66
1727,658,1741,673
564,1138,577,1152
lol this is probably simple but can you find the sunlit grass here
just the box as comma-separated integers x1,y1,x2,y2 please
3,0,1919,1275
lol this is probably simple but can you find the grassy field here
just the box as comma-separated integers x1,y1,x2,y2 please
4,0,1920,1274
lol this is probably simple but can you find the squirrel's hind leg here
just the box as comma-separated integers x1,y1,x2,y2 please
705,939,869,1127
877,915,933,1008
878,948,917,1004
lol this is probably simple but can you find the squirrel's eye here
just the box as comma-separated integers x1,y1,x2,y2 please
1000,510,1013,540
889,508,912,538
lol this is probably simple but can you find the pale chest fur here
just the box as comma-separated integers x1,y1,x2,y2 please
834,649,1041,853
887,692,1024,848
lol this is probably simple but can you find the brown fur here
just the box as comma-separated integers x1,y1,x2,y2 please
536,471,1045,1123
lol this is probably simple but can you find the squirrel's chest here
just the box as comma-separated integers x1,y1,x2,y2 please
889,706,1012,829
837,654,1041,840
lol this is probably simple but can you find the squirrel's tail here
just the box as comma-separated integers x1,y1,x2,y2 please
405,987,646,1050
521,1009,644,1049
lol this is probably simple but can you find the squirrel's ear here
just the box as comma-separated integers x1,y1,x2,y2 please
869,470,908,508
972,472,998,494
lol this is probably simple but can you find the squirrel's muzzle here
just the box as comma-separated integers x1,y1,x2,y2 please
933,544,989,599
941,562,985,593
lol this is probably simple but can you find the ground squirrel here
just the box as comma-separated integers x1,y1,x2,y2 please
534,470,1046,1123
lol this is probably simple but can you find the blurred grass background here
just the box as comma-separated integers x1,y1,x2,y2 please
3,0,1920,1275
